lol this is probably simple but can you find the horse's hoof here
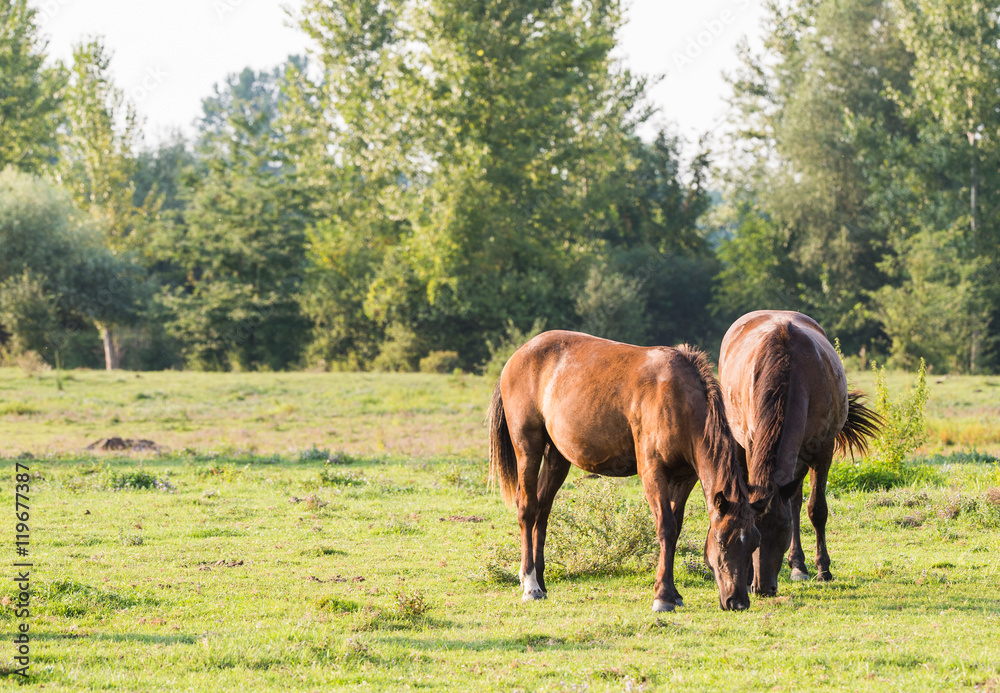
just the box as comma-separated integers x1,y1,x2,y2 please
652,599,675,613
790,569,810,582
522,590,547,602
673,597,684,607
817,571,833,582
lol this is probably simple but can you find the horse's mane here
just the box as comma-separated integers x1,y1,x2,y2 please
747,323,794,502
674,344,749,509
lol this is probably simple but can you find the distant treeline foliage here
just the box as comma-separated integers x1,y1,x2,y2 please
1,0,998,373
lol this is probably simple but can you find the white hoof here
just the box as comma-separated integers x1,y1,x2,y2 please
652,599,675,613
673,597,684,607
520,568,545,601
791,569,810,582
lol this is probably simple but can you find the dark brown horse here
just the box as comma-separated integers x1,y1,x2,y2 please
719,311,881,595
488,330,759,612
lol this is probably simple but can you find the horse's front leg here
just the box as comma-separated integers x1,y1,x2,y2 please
787,479,810,581
808,463,833,581
640,466,684,612
531,446,571,595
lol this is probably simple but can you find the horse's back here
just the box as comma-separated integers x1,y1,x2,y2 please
500,331,700,475
720,311,848,451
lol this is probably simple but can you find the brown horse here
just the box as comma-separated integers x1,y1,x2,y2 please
719,311,881,595
488,330,760,612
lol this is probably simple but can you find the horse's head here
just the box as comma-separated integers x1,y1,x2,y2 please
704,490,760,611
748,481,798,596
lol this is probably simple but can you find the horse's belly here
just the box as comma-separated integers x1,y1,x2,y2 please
573,454,638,477
547,422,638,477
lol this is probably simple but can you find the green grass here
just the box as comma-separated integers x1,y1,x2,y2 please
0,452,996,690
0,368,998,690
0,367,491,457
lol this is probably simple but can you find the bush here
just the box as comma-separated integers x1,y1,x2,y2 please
829,361,938,491
419,350,460,374
371,323,424,372
545,479,657,575
0,270,58,360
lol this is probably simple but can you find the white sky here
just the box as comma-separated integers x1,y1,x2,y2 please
33,0,767,152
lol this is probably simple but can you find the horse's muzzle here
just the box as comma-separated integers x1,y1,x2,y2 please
724,596,750,611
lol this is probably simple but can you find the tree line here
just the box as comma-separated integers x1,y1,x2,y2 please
1,0,997,374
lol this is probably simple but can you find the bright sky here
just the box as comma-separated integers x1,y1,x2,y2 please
33,0,767,152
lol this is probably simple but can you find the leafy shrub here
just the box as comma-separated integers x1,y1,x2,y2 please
830,361,940,491
0,270,58,361
545,479,657,575
419,350,460,374
371,323,424,372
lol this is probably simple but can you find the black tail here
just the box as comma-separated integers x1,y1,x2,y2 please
836,390,882,459
487,380,518,507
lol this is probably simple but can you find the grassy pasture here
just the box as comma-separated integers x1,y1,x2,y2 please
0,367,999,691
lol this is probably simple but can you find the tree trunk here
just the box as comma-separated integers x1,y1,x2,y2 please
968,131,979,237
98,323,121,370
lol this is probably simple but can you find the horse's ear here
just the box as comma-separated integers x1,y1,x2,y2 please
778,480,799,501
713,491,730,517
750,497,768,515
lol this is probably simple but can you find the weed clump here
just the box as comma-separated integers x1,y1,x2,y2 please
319,466,367,488
317,597,360,613
394,588,429,617
103,466,174,492
477,540,521,585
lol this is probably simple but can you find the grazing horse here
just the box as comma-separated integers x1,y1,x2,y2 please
488,330,760,612
719,311,881,595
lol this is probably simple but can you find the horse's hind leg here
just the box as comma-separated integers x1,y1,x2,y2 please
532,444,571,594
808,458,834,581
510,425,547,601
787,479,810,581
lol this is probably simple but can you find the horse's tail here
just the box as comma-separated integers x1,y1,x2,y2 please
836,390,882,459
487,379,518,507
747,323,794,502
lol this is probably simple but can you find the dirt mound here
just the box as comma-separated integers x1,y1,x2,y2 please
86,437,160,452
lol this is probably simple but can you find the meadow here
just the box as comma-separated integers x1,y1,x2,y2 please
0,366,999,691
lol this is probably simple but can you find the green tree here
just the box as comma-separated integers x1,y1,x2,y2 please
299,0,651,367
720,0,915,350
0,168,142,367
160,65,311,371
0,0,64,172
886,0,1000,369
58,39,152,368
